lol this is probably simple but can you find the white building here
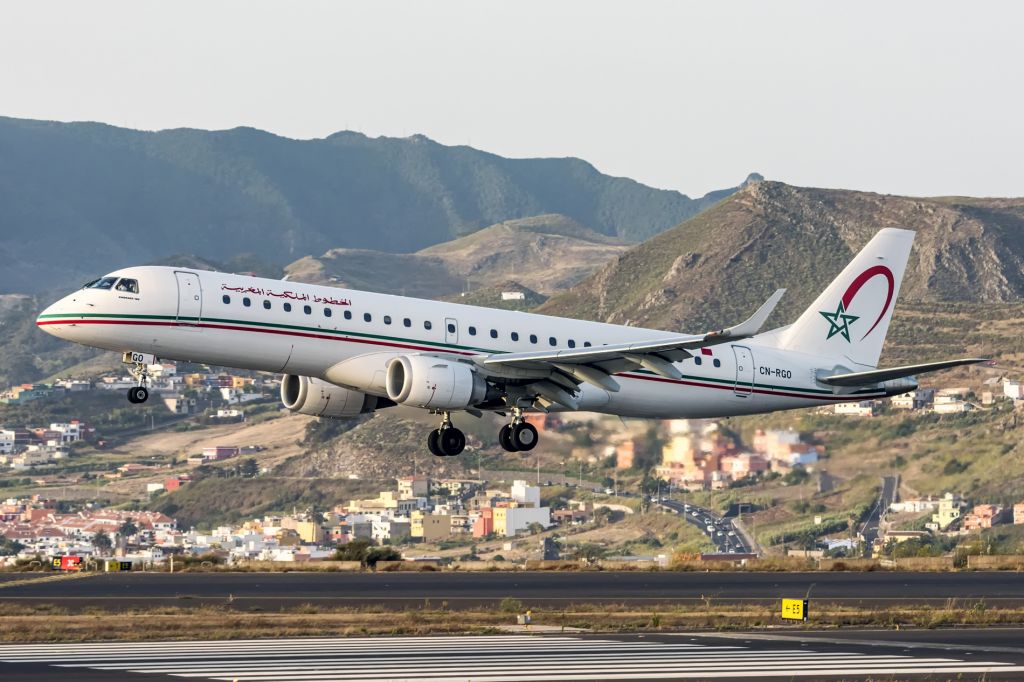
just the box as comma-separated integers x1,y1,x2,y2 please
511,480,541,508
1004,380,1022,401
933,395,972,414
49,423,83,443
891,389,935,410
834,401,875,417
500,291,526,301
0,429,16,454
502,506,551,537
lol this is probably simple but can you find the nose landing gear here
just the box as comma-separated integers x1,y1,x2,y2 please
125,354,151,404
426,412,465,457
499,408,538,452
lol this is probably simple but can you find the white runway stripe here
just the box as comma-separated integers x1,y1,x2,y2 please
3,634,1023,681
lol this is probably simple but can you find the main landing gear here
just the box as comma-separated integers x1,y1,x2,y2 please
126,355,150,404
427,412,465,457
499,408,538,452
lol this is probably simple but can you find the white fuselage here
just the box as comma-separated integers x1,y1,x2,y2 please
37,266,885,419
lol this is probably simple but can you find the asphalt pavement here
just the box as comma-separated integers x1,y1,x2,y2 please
5,630,1024,681
5,570,1024,609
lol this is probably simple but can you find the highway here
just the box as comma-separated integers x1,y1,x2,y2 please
5,630,1024,681
660,499,752,554
860,474,898,557
6,571,1024,609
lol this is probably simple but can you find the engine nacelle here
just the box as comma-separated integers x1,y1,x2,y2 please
385,355,487,410
280,375,379,419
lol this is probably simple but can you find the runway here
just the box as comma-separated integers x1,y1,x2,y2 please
5,570,1024,609
4,631,1024,681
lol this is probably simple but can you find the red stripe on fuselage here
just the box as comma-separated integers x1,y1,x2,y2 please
38,318,878,402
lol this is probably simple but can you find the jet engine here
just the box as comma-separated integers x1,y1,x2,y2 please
385,355,488,410
280,375,380,419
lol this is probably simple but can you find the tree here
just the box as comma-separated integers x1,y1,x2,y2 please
118,520,139,539
527,522,545,535
593,506,615,527
0,534,25,556
240,457,259,478
364,546,401,568
571,543,606,562
92,530,113,555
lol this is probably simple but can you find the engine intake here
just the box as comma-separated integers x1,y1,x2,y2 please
385,355,487,409
280,375,380,419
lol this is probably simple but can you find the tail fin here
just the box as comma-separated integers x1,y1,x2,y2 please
775,228,915,368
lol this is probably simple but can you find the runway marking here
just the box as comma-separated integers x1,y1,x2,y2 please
3,634,1023,680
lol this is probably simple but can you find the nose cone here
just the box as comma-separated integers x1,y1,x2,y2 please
36,298,71,338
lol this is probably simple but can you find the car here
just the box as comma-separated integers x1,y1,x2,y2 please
727,531,736,536
706,525,714,532
691,511,698,517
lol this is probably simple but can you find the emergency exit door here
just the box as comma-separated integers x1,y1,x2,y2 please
732,345,754,397
174,271,203,324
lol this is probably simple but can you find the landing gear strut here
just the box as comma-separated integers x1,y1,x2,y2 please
426,412,465,457
499,407,538,452
126,357,150,404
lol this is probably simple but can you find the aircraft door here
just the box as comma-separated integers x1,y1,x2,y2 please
444,318,458,346
174,271,203,324
732,345,754,397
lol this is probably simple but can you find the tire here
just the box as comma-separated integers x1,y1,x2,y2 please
135,386,149,403
512,422,538,451
427,430,444,457
498,424,518,452
439,427,465,456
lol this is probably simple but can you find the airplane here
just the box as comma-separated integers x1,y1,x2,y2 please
37,228,985,457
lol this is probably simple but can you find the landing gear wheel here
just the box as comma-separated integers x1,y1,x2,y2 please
127,386,149,404
438,427,465,456
499,424,519,452
512,422,538,451
427,430,444,457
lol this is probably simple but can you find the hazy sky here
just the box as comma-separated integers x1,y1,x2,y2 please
3,1,1022,197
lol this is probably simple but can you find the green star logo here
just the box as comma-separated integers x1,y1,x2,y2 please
819,301,859,342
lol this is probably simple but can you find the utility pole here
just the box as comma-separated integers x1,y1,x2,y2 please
578,461,583,488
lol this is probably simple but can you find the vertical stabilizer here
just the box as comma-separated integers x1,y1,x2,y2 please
776,228,915,368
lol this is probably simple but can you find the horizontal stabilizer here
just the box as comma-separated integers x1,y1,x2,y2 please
817,358,989,387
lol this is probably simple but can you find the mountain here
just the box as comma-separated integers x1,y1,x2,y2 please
0,116,746,293
285,214,629,297
538,181,1024,333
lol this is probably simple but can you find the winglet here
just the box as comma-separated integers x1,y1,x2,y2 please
705,288,785,341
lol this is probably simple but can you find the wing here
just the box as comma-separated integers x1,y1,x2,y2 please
481,289,785,406
817,358,990,387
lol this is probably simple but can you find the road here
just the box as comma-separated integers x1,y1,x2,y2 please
860,474,898,557
660,499,752,554
5,630,1024,681
6,571,1024,609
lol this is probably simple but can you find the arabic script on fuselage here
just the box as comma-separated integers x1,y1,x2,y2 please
220,284,351,306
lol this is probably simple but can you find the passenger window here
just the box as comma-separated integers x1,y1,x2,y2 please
584,342,592,347
263,300,271,310
284,303,292,312
403,318,411,327
243,297,251,307
344,310,352,320
424,321,433,330
511,332,519,341
324,308,332,317
549,337,557,346
363,313,372,322
568,339,576,348
384,315,392,325
222,295,231,304
490,329,498,339
713,358,721,368
694,357,702,365
530,334,538,344
468,326,477,336
447,323,456,334
115,279,139,294
303,305,312,315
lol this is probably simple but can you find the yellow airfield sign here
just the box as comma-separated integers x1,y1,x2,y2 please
781,598,808,621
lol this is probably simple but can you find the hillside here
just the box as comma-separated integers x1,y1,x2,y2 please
284,214,628,296
0,116,744,294
539,181,1024,336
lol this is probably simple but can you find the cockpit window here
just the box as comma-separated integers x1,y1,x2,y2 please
115,278,139,294
84,276,119,290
